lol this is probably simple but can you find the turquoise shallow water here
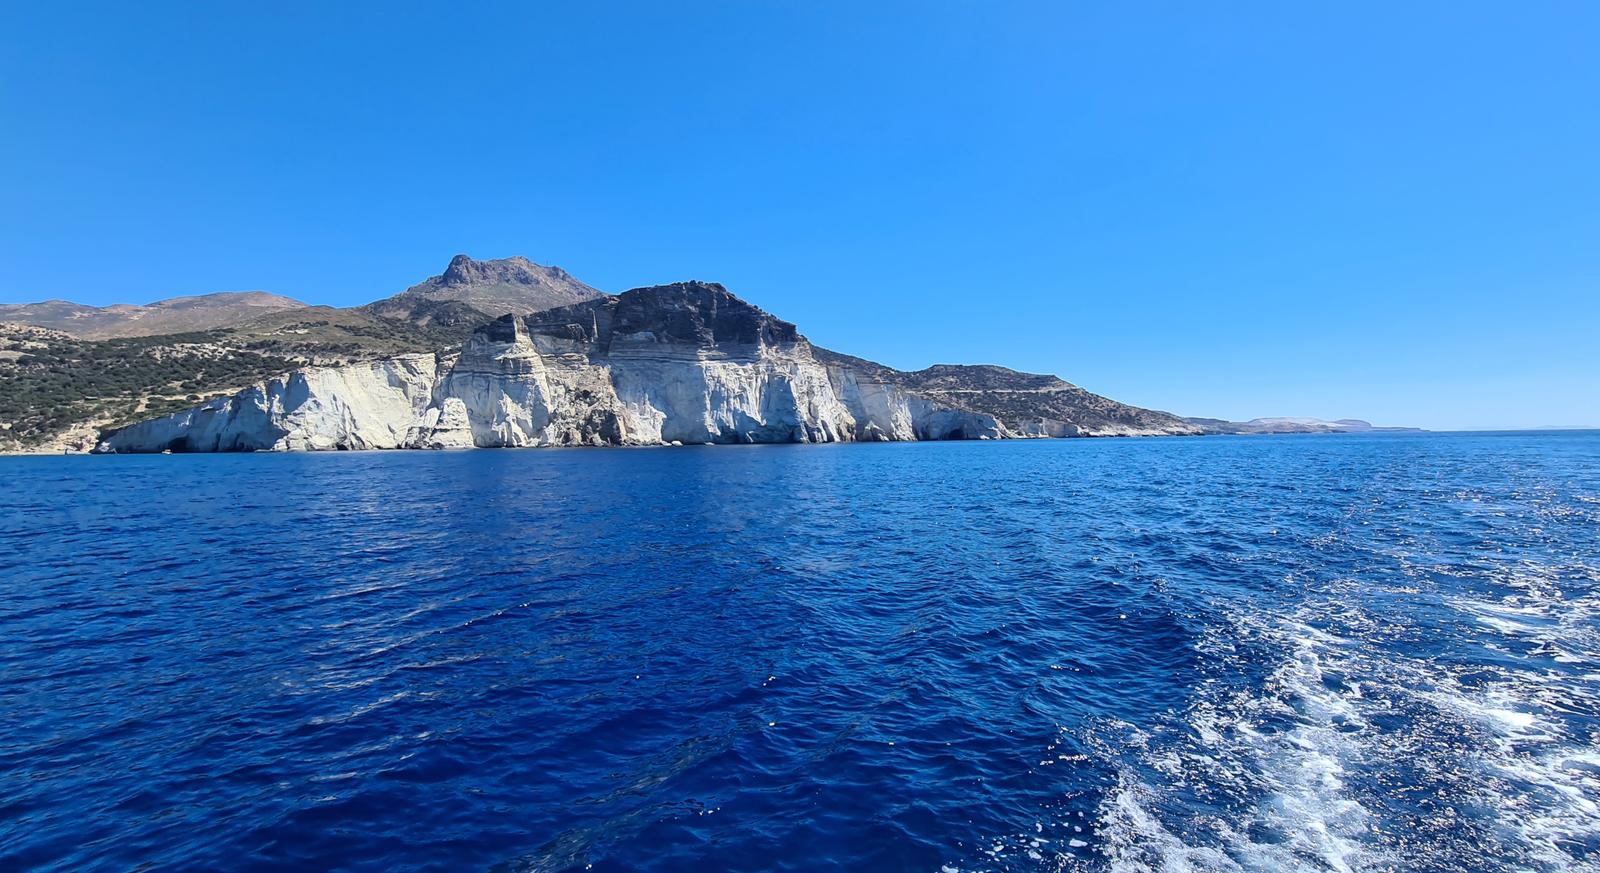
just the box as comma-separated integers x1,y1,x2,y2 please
1,432,1598,872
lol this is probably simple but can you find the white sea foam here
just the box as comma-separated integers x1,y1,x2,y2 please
1085,587,1600,873
1087,620,1380,873
1407,648,1600,872
1097,778,1242,873
961,538,1600,873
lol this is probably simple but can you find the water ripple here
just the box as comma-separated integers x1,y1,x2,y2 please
1,433,1597,872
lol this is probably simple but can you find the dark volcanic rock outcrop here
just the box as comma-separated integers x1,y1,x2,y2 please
522,281,801,348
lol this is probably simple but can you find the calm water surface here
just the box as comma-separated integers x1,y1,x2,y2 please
2,433,1598,872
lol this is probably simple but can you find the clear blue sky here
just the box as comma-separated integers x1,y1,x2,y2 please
3,2,1596,430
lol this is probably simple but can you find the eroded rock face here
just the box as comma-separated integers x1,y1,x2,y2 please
813,353,1201,438
100,355,441,452
94,281,1196,453
413,283,868,447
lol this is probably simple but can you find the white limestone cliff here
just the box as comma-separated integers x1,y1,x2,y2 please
100,356,441,452
824,362,1006,441
94,282,1190,453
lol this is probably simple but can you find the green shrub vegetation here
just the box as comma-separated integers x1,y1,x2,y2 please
0,315,462,448
0,330,298,445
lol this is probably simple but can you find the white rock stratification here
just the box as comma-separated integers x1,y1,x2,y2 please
95,282,1197,453
100,356,441,452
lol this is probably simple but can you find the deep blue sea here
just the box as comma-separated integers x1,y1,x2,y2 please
2,433,1598,872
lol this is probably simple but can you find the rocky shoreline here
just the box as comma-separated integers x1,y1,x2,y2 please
3,257,1412,455
91,282,1201,454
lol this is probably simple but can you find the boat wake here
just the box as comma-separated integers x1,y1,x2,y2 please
1082,579,1600,872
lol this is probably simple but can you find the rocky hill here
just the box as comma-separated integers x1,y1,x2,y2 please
360,255,605,328
0,306,471,451
92,281,1202,453
0,321,297,451
0,255,601,341
4,256,1402,453
814,353,1198,437
0,291,306,339
0,256,602,450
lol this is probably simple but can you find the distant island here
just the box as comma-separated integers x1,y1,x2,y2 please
1183,416,1425,435
0,255,1414,453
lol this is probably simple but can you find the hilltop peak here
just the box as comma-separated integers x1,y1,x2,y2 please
363,255,605,328
438,254,575,288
